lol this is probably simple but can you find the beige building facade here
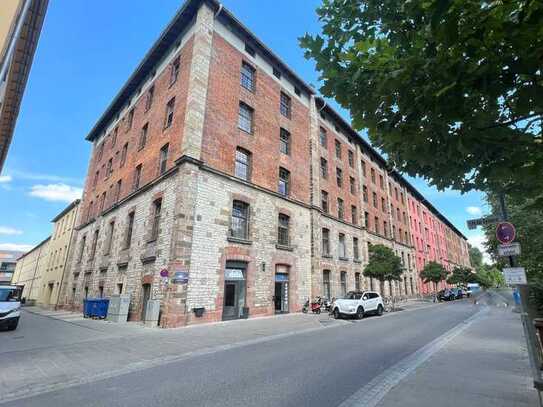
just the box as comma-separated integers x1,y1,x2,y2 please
11,200,80,307
0,0,48,171
39,200,80,308
11,237,50,303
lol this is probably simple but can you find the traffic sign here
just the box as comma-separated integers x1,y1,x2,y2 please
503,267,527,285
498,242,521,257
496,222,516,244
466,216,500,230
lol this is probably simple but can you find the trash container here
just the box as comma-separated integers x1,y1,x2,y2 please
83,298,109,319
83,298,93,318
107,294,131,323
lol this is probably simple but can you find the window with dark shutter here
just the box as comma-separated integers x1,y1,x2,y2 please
139,124,148,150
277,214,290,246
320,127,327,147
231,201,249,240
238,102,253,133
278,167,290,196
159,144,169,175
133,164,142,191
150,199,162,241
280,92,291,118
240,62,255,92
145,86,154,111
279,128,290,155
164,97,175,129
170,56,180,85
125,212,135,249
234,148,251,181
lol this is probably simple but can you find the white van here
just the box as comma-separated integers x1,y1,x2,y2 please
0,285,22,331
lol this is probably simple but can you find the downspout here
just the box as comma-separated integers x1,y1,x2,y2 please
214,3,223,17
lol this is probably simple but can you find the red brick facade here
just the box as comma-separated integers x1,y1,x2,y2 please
62,0,470,329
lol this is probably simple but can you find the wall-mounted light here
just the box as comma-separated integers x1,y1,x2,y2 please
261,262,266,272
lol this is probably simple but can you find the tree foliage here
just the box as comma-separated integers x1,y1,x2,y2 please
363,244,403,294
474,265,505,289
301,0,543,202
468,246,483,269
483,194,543,281
420,261,448,291
447,266,476,286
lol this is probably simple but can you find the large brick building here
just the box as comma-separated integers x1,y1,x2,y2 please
60,0,470,327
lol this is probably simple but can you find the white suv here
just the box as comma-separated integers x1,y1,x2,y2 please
0,285,22,331
332,291,384,319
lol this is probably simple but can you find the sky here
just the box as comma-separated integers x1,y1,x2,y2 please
0,0,490,260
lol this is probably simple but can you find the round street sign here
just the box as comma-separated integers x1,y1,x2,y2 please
496,222,516,244
160,269,169,278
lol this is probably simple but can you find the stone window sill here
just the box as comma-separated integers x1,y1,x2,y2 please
322,254,333,259
339,257,350,262
275,244,293,252
227,236,252,245
354,259,362,264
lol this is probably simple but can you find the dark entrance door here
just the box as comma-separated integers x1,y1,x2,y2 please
141,284,151,320
222,262,246,321
274,272,289,314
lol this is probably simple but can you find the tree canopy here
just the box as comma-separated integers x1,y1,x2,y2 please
420,261,448,290
363,244,403,293
301,0,543,203
468,246,483,269
447,266,476,286
475,265,505,289
484,194,543,280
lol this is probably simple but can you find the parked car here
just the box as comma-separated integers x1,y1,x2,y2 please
0,285,22,331
331,291,384,319
438,289,455,302
451,288,464,299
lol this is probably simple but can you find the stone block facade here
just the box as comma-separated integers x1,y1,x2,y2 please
60,0,470,328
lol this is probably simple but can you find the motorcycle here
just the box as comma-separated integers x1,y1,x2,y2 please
302,297,323,314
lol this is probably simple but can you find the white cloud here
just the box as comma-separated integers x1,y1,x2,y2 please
467,232,491,264
29,183,82,203
0,226,23,236
0,175,12,183
0,243,34,252
466,206,482,216
7,170,83,185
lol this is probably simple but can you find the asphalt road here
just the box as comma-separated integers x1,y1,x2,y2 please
2,301,479,407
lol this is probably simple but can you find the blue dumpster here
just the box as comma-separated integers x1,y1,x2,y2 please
83,298,109,319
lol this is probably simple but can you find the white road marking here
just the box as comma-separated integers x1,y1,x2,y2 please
3,303,476,404
338,307,488,407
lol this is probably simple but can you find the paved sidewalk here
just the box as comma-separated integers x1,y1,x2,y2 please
375,301,539,407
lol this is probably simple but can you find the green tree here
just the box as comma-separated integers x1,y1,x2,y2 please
474,264,505,289
420,261,448,293
483,194,543,281
363,244,403,296
468,246,483,269
301,1,543,203
447,266,477,286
